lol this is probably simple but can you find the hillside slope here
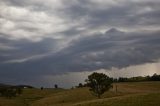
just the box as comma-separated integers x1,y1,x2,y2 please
0,82,160,106
31,82,160,106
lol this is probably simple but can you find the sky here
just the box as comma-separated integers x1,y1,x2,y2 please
0,0,160,88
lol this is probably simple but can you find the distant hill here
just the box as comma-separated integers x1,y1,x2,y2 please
15,85,34,88
0,83,12,88
0,83,34,88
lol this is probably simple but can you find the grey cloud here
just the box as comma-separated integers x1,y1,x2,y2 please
58,0,160,29
0,0,160,87
55,29,160,70
1,0,160,40
1,0,29,7
0,37,60,63
59,28,85,37
1,29,160,79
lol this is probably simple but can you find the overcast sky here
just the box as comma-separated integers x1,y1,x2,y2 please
0,0,160,88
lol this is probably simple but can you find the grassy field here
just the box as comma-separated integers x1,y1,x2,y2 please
0,81,160,106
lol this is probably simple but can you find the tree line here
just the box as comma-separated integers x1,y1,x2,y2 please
114,73,160,82
0,86,23,98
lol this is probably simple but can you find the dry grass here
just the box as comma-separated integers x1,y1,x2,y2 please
0,81,160,106
74,93,160,106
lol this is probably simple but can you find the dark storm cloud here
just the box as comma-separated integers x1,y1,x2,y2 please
50,29,160,72
60,0,160,29
1,29,160,79
0,0,160,86
0,37,59,63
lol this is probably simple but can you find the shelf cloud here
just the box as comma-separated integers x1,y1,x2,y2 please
0,0,160,87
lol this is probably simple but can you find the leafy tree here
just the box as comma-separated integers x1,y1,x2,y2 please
86,72,113,98
54,84,58,89
151,73,160,81
78,83,83,88
40,87,44,90
15,87,23,95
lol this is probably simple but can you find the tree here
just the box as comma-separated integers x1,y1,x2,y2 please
16,87,23,95
86,72,113,98
0,87,22,98
78,83,83,88
54,84,58,89
40,87,44,90
151,73,160,81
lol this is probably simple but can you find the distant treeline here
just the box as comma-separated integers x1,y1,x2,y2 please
114,73,160,82
0,86,22,98
0,85,34,98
